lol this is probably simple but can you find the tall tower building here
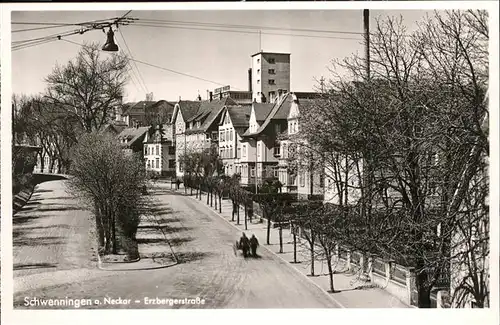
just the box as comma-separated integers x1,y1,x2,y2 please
251,52,290,103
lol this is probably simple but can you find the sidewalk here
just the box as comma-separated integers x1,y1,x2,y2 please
170,185,410,308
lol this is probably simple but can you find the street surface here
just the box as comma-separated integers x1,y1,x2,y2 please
13,180,340,309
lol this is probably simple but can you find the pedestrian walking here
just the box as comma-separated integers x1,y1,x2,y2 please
176,178,181,190
250,234,259,257
239,232,250,258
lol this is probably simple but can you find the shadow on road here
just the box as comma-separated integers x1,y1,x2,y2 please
137,237,167,244
137,217,183,229
175,251,213,264
168,236,195,246
14,262,57,271
149,205,174,215
13,214,44,225
14,236,66,247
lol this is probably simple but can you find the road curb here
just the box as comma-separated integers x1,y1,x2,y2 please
97,254,178,271
177,190,346,309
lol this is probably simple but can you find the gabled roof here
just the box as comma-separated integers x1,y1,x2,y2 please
122,101,156,115
226,105,251,128
117,126,151,147
177,100,202,122
185,97,237,134
253,103,274,122
272,94,293,120
243,94,291,137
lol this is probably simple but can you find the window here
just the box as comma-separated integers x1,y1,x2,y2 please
273,145,281,157
257,69,260,74
268,69,275,74
268,58,275,64
237,147,241,159
257,79,260,84
168,146,175,155
257,143,261,157
169,159,175,169
273,168,279,178
243,144,247,157
220,149,224,157
156,158,160,169
268,79,275,85
229,131,233,141
229,147,233,158
275,124,281,134
156,145,159,155
179,163,183,172
251,167,255,177
283,143,287,158
299,171,305,187
144,146,147,155
226,130,229,142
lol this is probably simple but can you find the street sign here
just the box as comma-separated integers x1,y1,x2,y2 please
214,85,230,95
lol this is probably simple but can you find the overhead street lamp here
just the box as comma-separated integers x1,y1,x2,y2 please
102,27,119,52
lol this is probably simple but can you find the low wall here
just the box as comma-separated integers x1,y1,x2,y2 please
332,246,448,307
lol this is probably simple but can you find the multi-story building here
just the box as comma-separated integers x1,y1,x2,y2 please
172,96,237,177
143,124,176,177
251,52,291,103
218,105,252,177
118,100,176,127
241,91,293,187
275,92,324,196
117,126,151,157
238,102,274,185
172,100,202,177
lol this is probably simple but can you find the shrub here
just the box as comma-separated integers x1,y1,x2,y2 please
68,133,148,258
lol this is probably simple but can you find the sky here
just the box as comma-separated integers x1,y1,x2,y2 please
12,9,432,103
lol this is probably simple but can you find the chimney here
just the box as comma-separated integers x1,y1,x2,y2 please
248,68,252,92
209,91,213,102
207,90,210,101
219,92,223,100
197,94,202,101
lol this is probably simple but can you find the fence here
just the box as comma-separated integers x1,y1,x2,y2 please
301,239,449,308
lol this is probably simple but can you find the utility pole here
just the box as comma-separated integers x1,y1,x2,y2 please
364,9,370,80
362,9,372,231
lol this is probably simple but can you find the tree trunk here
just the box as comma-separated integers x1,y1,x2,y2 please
266,209,271,245
326,252,336,293
279,225,283,253
219,196,222,213
215,192,218,210
244,204,248,230
416,271,432,308
210,191,213,207
311,230,315,276
207,187,210,205
237,202,240,225
293,232,297,263
111,212,117,254
231,200,236,221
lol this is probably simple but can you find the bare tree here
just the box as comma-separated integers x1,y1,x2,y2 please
292,11,488,308
44,43,129,133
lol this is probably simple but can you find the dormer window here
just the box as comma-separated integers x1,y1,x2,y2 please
268,58,275,64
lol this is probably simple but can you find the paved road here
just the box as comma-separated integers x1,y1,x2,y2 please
14,181,339,309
